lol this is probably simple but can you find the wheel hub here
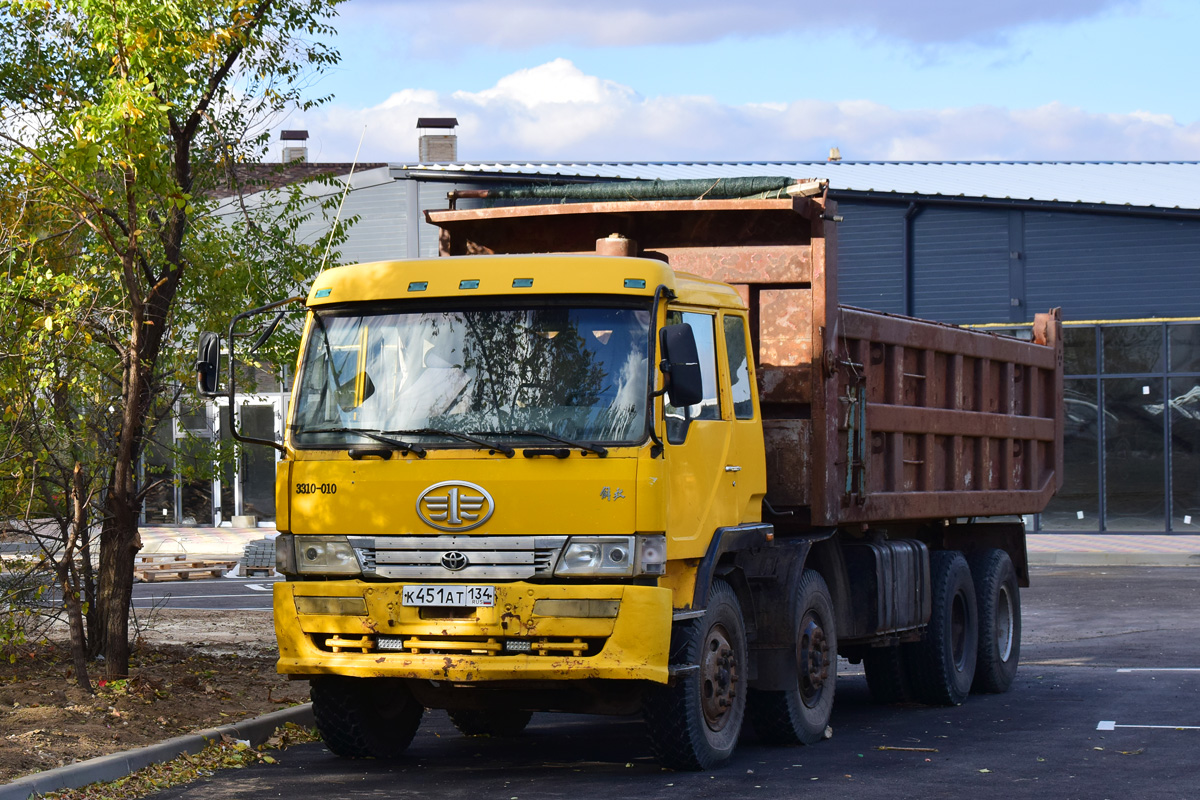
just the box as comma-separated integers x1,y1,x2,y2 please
701,624,739,730
996,584,1014,661
798,612,830,706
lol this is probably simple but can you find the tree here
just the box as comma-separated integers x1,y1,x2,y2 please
0,0,347,678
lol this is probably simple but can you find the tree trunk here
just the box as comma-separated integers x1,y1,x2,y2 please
81,521,101,659
98,499,140,679
60,464,93,692
100,265,150,678
58,555,93,693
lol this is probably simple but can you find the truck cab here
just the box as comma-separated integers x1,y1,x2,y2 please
267,253,771,765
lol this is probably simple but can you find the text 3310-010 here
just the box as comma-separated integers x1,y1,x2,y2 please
401,585,496,607
295,482,337,495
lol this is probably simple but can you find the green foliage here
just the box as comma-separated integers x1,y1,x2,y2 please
0,0,349,673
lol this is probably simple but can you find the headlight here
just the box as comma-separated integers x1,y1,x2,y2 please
277,534,361,576
555,535,667,577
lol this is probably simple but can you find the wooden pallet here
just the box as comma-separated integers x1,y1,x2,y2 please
134,556,235,582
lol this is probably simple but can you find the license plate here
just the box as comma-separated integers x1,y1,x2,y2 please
402,584,495,607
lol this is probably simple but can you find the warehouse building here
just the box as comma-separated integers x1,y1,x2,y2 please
170,155,1200,535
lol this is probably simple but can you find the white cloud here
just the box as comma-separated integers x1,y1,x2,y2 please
289,59,1200,163
342,0,1138,47
453,59,634,108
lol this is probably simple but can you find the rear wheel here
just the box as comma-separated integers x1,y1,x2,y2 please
311,677,423,759
906,551,978,706
863,644,913,705
448,709,534,737
747,569,837,744
970,548,1021,693
643,579,747,770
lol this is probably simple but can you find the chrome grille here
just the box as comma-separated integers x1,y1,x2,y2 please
347,535,567,580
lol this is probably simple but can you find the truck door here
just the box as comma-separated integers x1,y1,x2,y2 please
720,312,766,524
664,310,737,559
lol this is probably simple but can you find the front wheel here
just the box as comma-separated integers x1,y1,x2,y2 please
747,569,837,744
643,579,748,770
311,677,423,759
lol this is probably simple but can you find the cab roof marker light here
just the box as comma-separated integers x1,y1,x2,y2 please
407,281,428,292
624,278,646,289
460,279,480,290
315,288,332,298
512,278,534,288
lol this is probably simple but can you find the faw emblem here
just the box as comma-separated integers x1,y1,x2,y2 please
417,481,494,531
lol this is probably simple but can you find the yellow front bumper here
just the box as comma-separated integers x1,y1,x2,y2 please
274,580,672,683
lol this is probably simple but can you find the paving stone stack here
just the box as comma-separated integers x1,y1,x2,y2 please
242,538,277,577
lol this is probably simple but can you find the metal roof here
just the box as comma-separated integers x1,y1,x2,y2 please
390,161,1200,212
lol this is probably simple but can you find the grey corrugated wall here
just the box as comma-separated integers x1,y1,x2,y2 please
1024,211,1200,321
909,207,1012,324
835,201,1200,324
289,177,408,265
834,201,906,314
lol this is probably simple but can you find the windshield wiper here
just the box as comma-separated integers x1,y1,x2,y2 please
383,428,516,458
294,427,426,458
477,429,608,458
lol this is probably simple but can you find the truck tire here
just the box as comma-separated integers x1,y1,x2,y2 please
905,550,978,706
969,548,1021,694
863,645,913,705
311,676,423,759
747,569,837,745
643,579,747,770
447,709,533,737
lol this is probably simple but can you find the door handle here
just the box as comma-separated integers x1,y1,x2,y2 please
725,465,742,472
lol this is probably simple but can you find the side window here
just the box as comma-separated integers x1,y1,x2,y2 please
723,315,754,420
664,311,720,444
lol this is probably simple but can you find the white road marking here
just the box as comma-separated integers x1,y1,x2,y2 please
1117,667,1200,672
134,593,272,599
1097,721,1200,731
245,583,271,591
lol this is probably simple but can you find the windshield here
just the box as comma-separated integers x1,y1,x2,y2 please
290,302,652,449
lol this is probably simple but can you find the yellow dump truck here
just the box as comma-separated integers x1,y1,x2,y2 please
197,185,1062,770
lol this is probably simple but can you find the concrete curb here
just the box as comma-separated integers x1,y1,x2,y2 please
0,703,314,800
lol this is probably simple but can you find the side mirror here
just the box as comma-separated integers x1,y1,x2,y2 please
336,372,376,411
660,323,704,408
196,332,221,397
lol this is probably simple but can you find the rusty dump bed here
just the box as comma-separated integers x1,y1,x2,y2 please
427,194,1063,528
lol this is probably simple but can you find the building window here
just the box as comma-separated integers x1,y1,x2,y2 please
1041,321,1200,533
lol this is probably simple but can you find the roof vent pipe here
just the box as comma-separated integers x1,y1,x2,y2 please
281,129,309,163
418,117,459,163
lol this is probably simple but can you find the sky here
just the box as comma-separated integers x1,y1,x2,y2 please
270,0,1200,164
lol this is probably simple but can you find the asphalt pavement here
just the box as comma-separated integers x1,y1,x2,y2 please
7,530,1200,798
132,577,278,612
130,565,1200,800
